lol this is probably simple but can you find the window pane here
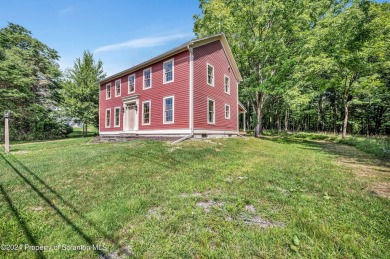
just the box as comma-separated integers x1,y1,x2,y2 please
208,100,214,123
106,110,110,126
143,102,150,124
116,81,120,95
144,70,151,88
164,61,173,82
129,75,135,92
115,108,120,126
107,85,111,98
207,65,213,85
225,77,230,93
165,98,173,122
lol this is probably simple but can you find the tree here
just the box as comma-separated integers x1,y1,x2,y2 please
301,0,387,138
61,51,105,136
194,0,336,137
0,23,68,140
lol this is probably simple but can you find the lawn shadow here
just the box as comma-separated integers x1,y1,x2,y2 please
261,135,390,198
7,154,119,246
261,136,390,168
0,153,110,257
0,184,45,259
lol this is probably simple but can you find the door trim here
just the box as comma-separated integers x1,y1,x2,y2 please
123,98,139,132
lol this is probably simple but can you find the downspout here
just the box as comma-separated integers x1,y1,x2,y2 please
172,44,194,145
188,44,194,137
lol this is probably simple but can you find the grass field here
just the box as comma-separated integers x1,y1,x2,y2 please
0,136,389,258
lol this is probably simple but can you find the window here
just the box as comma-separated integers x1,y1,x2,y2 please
143,68,152,89
128,74,135,93
163,96,174,124
106,83,111,99
207,63,214,86
142,101,151,125
224,75,230,94
115,80,121,97
225,104,230,119
163,59,174,83
105,109,111,128
114,107,120,127
208,98,215,124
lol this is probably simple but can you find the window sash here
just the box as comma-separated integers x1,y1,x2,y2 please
164,60,173,82
115,81,121,96
143,102,150,124
208,100,215,123
106,84,111,99
114,108,120,126
164,98,173,123
207,65,214,85
128,75,135,93
144,69,151,88
224,76,230,94
106,110,111,127
225,105,230,119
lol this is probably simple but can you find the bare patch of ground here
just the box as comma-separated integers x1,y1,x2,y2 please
316,141,390,199
196,200,224,212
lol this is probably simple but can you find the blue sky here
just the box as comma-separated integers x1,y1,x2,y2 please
1,0,388,77
0,0,199,76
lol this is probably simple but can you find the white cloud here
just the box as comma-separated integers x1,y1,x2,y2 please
58,7,74,17
94,34,192,53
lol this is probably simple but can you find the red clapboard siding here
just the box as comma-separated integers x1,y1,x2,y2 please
99,50,190,131
193,40,238,131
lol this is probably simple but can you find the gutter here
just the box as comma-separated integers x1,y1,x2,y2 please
172,44,195,145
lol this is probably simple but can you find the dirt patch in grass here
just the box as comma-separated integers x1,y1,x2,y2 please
196,200,224,212
316,141,390,199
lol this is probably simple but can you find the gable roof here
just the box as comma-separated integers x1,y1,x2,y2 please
99,33,242,84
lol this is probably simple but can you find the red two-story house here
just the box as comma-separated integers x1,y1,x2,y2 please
99,33,245,138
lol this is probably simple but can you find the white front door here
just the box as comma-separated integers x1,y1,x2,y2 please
125,102,137,131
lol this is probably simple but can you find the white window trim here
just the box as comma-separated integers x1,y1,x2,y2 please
163,58,174,84
106,83,111,100
224,75,230,95
143,67,152,90
225,104,231,119
114,107,121,127
115,79,121,97
207,63,214,87
142,100,151,125
105,108,111,128
128,74,136,94
207,98,215,125
163,96,175,124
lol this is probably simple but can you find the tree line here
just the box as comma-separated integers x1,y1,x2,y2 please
194,0,389,138
0,23,104,140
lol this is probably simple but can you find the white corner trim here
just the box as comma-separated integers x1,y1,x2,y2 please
163,58,174,84
188,47,194,133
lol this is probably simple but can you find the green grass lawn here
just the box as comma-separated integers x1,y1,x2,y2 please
0,136,389,258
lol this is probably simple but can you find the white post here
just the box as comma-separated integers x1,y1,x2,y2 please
4,111,9,153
